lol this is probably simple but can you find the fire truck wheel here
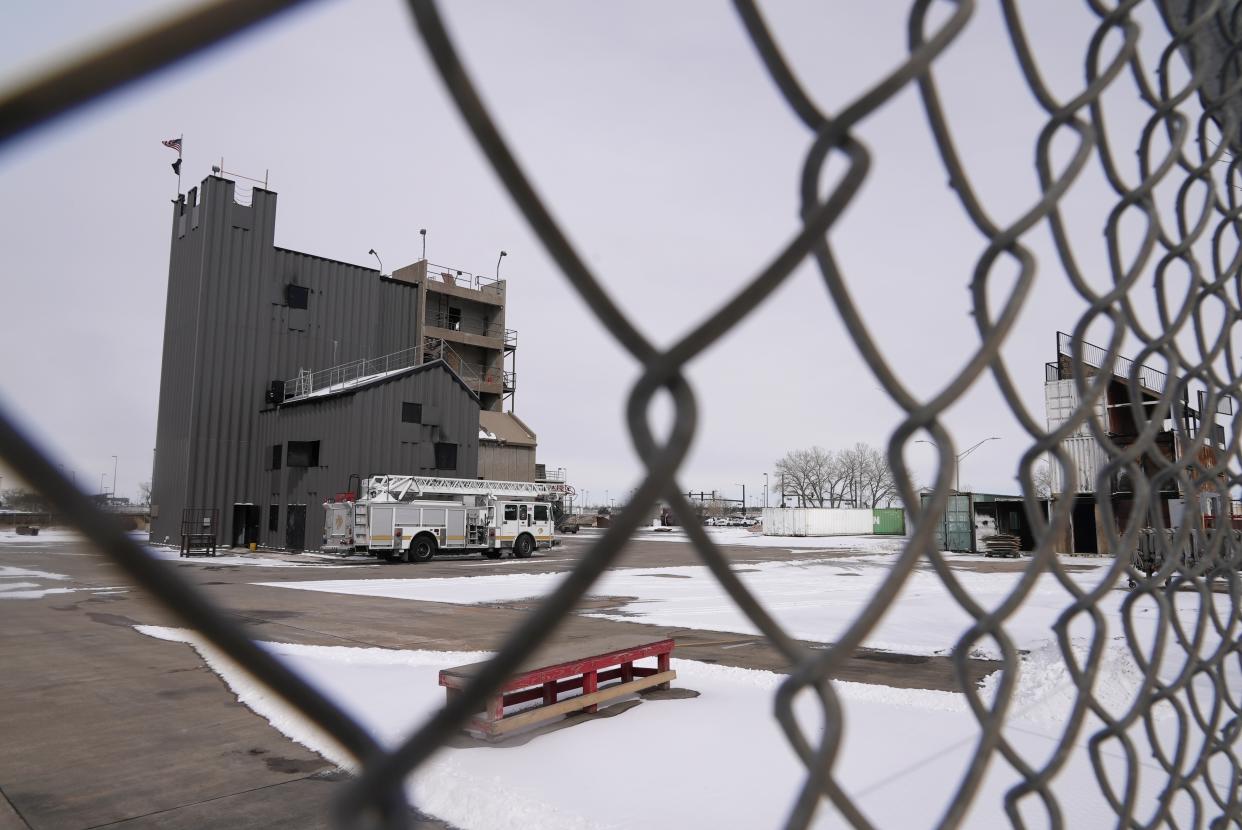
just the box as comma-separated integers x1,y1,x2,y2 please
482,549,503,559
513,534,534,558
409,534,437,563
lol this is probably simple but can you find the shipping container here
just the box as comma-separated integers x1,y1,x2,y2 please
761,508,874,536
871,508,906,535
1049,435,1107,494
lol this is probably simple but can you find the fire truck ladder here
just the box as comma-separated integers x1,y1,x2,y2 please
365,475,573,502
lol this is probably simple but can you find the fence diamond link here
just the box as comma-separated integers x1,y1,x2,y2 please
1,0,1242,827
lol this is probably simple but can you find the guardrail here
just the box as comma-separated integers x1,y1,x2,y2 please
425,262,503,293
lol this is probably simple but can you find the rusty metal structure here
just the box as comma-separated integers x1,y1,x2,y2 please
3,1,1242,827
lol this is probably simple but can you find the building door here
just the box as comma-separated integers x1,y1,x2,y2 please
1072,498,1098,553
944,493,973,552
232,504,260,547
286,504,307,551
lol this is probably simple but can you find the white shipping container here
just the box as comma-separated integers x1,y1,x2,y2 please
761,508,874,537
1044,379,1107,437
1048,435,1107,494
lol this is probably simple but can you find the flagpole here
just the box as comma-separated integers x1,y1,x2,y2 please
176,133,183,198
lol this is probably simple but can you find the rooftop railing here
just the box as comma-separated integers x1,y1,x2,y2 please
425,261,503,294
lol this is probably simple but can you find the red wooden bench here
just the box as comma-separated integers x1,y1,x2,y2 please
439,636,676,737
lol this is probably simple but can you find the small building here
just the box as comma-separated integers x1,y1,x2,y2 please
478,411,537,481
1043,331,1233,554
920,490,1035,554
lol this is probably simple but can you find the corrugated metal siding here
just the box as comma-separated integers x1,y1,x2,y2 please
1050,435,1107,494
478,444,535,481
761,508,874,536
257,363,478,549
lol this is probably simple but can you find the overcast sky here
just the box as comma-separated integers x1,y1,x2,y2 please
0,1,1219,507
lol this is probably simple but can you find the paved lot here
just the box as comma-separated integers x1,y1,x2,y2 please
0,530,1002,829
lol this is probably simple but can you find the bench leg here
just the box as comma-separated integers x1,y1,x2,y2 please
582,670,598,714
621,661,634,683
543,681,558,705
657,652,671,690
487,694,504,723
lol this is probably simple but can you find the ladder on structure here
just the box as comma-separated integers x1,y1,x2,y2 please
365,475,573,502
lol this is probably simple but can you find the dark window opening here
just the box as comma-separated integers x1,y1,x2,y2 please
534,504,549,522
268,444,282,470
504,505,517,521
402,402,423,424
287,440,320,467
448,307,462,331
434,442,457,470
519,504,528,522
268,505,279,533
285,284,309,309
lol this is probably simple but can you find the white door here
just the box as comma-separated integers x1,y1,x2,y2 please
532,503,553,542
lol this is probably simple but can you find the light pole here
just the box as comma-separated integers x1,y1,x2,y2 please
763,473,769,510
419,228,427,260
100,473,107,497
916,437,1001,492
368,248,383,275
496,250,507,279
734,483,746,515
111,455,118,498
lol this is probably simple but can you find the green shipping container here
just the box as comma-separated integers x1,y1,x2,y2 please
872,508,906,536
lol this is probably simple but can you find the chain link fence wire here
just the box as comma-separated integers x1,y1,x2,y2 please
2,0,1242,827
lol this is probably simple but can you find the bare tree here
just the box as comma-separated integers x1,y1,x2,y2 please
775,443,898,509
138,480,152,505
773,447,834,507
1032,460,1053,500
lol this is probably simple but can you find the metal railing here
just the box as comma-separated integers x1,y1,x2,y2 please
425,261,503,293
282,345,421,401
1056,330,1169,394
2,2,1241,829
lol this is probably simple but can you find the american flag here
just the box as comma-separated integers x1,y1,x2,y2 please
161,137,182,153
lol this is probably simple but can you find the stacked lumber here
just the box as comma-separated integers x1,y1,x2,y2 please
982,533,1021,558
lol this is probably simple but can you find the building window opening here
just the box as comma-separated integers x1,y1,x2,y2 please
287,440,320,467
269,444,282,470
402,402,423,424
268,505,279,533
448,307,462,331
285,284,309,309
434,442,457,470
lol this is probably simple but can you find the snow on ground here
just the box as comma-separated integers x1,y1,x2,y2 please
264,556,1129,659
0,564,126,599
137,625,1221,829
620,525,908,552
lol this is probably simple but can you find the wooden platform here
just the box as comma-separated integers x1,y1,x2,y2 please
439,636,675,737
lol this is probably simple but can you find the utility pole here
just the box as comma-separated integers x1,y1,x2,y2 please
763,473,769,510
112,455,118,498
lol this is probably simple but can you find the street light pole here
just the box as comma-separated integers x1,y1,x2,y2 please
763,473,769,510
734,483,745,514
916,437,1001,492
111,455,118,498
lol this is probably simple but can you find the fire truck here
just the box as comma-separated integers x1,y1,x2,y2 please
322,475,573,562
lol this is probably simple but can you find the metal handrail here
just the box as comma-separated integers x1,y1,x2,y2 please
1056,331,1167,393
426,261,504,293
283,345,421,401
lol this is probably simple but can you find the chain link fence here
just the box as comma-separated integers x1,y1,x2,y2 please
2,0,1242,827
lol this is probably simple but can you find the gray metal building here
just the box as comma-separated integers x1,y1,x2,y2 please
151,175,485,550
